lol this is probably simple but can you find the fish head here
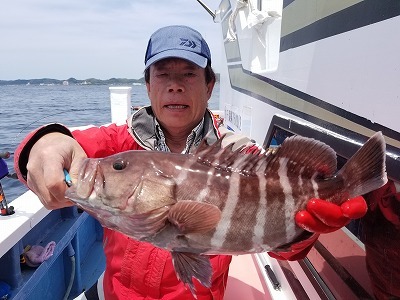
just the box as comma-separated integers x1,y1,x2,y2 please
66,150,177,214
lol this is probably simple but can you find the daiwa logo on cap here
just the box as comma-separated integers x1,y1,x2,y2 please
179,38,197,49
144,25,211,69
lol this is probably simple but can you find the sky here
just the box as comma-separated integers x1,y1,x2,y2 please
0,0,223,80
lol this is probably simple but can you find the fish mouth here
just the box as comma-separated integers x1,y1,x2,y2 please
68,158,139,211
66,158,100,203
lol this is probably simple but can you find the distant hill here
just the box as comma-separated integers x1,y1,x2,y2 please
0,74,220,86
0,77,145,86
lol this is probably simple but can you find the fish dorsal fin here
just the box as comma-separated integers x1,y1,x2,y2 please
168,200,221,234
194,134,271,175
194,134,337,177
271,135,337,178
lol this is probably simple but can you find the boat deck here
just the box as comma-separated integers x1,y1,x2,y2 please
225,254,271,300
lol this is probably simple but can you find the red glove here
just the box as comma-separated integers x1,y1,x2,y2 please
295,196,368,233
268,233,319,261
268,196,368,260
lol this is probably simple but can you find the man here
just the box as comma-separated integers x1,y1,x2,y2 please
14,25,367,299
361,180,400,299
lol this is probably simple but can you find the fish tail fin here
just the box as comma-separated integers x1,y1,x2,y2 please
338,132,388,199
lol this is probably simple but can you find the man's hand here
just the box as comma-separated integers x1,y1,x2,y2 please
295,196,368,233
26,132,87,210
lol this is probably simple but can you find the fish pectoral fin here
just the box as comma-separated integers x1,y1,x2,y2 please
168,200,221,234
171,252,212,296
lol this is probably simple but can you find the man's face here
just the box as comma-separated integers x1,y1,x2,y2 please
146,58,214,134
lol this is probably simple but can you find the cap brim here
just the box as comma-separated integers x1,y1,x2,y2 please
145,49,208,69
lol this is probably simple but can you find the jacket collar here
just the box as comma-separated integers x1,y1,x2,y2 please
127,106,220,151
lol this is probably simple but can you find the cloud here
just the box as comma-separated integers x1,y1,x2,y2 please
0,0,222,80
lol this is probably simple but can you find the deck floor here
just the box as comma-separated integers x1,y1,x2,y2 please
225,254,271,300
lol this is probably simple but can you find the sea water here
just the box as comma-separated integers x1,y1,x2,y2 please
0,83,220,201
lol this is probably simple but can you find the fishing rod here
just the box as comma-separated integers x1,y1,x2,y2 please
196,0,216,19
13,108,103,146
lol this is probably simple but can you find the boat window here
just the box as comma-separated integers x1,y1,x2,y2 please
264,126,400,299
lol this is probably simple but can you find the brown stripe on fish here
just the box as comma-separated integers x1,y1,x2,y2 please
210,171,241,249
252,168,268,248
203,171,232,210
262,157,287,248
298,166,320,199
174,154,201,186
175,150,231,211
221,172,261,251
194,155,234,205
293,165,320,207
174,153,214,203
278,157,300,243
174,151,232,250
281,157,321,243
209,146,276,252
310,173,320,199
186,169,232,250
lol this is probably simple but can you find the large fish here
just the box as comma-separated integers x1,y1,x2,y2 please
65,132,387,294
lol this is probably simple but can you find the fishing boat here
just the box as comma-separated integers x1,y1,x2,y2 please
1,1,399,299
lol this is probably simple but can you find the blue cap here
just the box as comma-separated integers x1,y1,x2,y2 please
144,25,211,69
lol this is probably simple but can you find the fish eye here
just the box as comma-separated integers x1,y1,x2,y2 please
113,159,127,171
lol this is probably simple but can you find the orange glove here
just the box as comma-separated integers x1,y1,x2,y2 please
295,196,368,233
268,196,368,260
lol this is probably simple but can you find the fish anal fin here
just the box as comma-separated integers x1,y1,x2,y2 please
171,252,212,297
168,200,221,234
